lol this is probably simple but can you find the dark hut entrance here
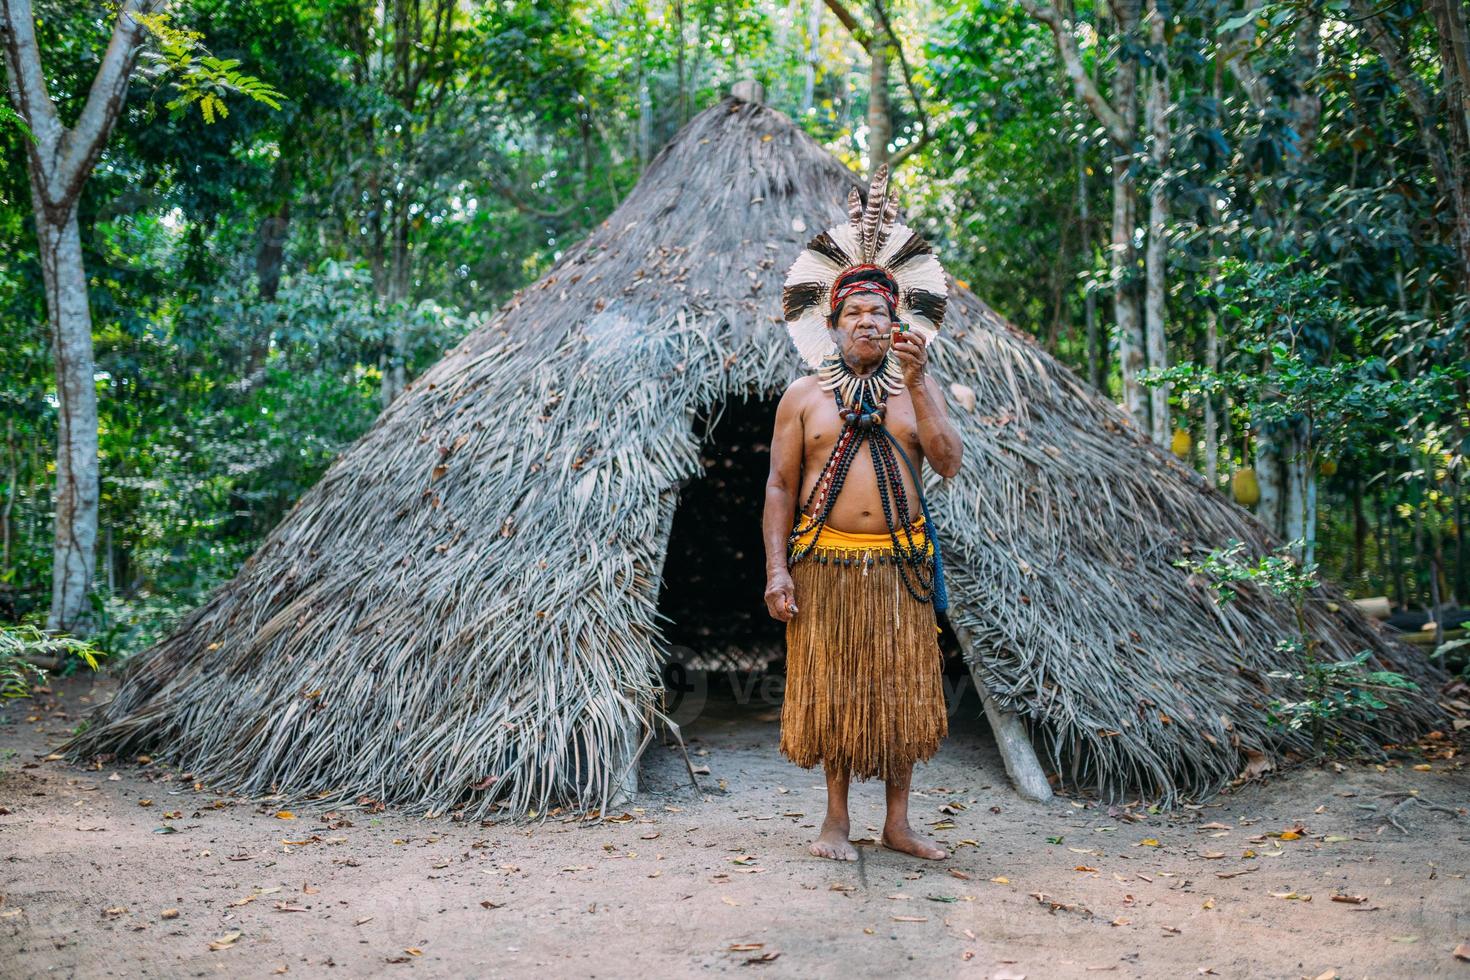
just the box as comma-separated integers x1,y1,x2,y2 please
657,394,786,675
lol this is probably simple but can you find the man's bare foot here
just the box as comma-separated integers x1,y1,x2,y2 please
809,817,859,861
880,822,947,860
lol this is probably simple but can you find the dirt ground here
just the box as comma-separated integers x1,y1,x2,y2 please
2,672,1468,980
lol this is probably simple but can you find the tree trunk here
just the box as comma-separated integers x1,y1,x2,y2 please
1204,306,1218,486
1112,152,1145,428
1078,138,1100,389
37,208,101,631
1110,0,1145,430
866,4,891,171
802,0,821,113
1255,425,1282,536
1143,0,1170,446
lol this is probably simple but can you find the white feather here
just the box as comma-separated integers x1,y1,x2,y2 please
787,311,833,368
892,254,946,297
873,223,916,266
783,249,843,289
827,224,860,259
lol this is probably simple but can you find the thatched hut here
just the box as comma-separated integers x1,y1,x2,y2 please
65,91,1440,817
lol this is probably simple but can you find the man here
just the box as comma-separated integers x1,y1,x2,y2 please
764,166,963,862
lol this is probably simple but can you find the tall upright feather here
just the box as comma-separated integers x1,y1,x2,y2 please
847,187,863,232
877,191,900,252
859,164,890,261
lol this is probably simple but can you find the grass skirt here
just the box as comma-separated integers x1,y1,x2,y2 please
779,518,947,781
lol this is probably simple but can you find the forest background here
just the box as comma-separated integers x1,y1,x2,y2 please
1,0,1465,676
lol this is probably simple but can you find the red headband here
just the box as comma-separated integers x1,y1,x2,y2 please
831,265,897,315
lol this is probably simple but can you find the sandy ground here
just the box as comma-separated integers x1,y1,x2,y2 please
2,671,1468,980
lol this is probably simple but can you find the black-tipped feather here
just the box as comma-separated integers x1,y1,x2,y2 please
887,231,933,268
905,288,947,325
783,282,825,320
805,231,850,266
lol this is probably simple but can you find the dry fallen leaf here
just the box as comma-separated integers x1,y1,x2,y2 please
274,811,295,820
1330,894,1367,905
891,915,929,922
208,930,242,951
1139,838,1161,847
160,908,179,919
1453,942,1470,961
728,943,764,952
990,876,1010,885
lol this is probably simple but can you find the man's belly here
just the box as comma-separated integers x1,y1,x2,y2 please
798,457,922,534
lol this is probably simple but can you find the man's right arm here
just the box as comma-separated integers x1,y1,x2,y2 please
763,381,806,622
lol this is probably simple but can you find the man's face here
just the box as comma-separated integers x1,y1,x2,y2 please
829,292,893,367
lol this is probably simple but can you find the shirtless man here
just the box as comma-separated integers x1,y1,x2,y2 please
763,268,963,862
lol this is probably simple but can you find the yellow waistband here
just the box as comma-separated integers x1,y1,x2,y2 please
790,511,930,554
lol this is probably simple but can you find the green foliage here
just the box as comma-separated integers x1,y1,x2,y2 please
135,11,285,122
0,104,33,141
0,625,103,699
1265,649,1420,749
1180,540,1418,755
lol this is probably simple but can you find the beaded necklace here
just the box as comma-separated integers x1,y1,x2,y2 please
787,351,947,608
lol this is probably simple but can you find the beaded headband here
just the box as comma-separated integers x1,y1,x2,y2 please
781,164,948,369
830,265,897,317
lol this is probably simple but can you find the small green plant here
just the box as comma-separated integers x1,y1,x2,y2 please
1,624,105,699
1179,540,1418,755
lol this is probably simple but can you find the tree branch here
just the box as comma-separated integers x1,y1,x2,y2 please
1,0,64,170
54,0,161,206
1347,1,1455,207
822,0,873,50
1020,0,1133,147
871,0,930,169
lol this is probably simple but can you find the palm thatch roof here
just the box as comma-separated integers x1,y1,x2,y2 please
64,94,1441,817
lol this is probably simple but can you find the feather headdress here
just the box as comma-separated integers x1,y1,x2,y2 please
781,164,948,369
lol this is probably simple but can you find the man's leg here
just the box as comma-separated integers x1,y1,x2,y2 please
809,760,858,861
881,761,947,859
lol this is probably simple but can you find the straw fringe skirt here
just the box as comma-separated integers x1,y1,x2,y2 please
779,547,947,781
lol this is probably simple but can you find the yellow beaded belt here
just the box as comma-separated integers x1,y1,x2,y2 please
790,511,934,557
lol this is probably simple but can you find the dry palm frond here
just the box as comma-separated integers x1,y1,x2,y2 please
63,96,1443,816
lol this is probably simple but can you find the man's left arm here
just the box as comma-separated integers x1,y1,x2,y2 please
893,332,963,478
911,374,963,478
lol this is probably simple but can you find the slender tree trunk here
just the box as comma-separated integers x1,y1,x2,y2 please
35,206,101,630
866,4,891,170
1255,423,1282,535
2,419,16,573
802,0,821,112
1204,306,1218,485
1142,0,1170,446
637,72,653,169
1351,473,1367,581
1112,151,1144,427
1079,137,1100,389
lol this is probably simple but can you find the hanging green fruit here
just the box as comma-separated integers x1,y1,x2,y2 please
1232,467,1261,506
1171,427,1193,459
